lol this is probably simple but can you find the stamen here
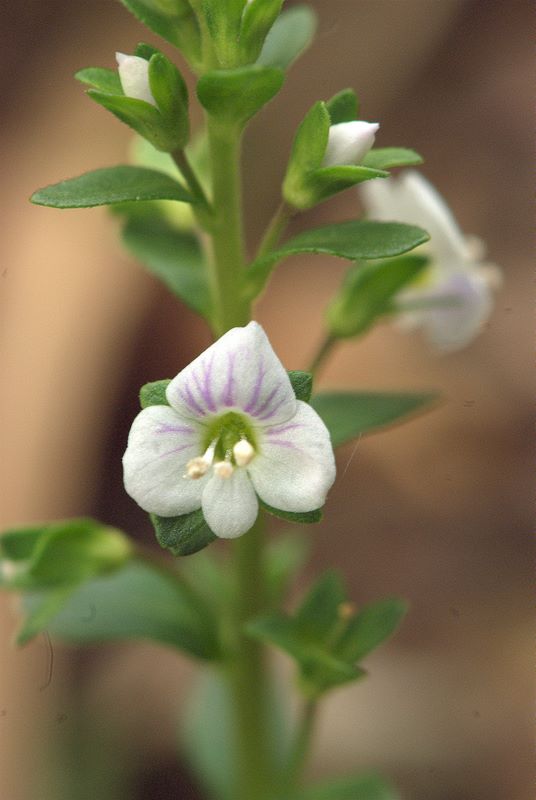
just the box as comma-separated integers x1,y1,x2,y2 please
184,440,217,479
233,438,255,467
213,460,234,478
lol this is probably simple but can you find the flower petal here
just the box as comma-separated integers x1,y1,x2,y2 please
122,405,206,516
323,121,379,167
248,401,336,513
201,469,259,539
166,321,297,425
421,272,494,351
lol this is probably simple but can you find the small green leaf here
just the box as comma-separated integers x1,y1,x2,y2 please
202,0,246,67
288,370,313,402
297,772,400,800
259,500,322,525
17,585,76,646
240,0,283,63
27,519,132,588
246,221,429,300
296,571,346,641
75,67,123,94
119,0,202,65
122,213,211,316
148,53,189,146
283,101,331,207
1,526,45,561
309,164,389,205
23,560,220,658
362,147,423,170
311,391,437,448
31,166,193,209
257,5,317,70
335,598,408,664
87,90,181,152
139,379,171,408
326,88,359,124
197,66,284,125
327,254,429,338
152,510,217,557
135,41,159,60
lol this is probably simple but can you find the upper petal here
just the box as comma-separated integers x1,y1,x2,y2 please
201,468,259,539
166,321,297,425
248,401,336,513
123,405,206,516
421,271,494,351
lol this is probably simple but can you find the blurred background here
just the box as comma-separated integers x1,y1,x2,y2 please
0,0,532,798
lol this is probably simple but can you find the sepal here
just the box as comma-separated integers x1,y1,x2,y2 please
119,0,202,67
151,510,217,557
239,0,283,64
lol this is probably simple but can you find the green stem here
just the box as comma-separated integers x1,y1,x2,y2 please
229,521,272,800
206,118,250,335
171,149,212,229
283,699,317,791
308,333,338,378
256,201,294,260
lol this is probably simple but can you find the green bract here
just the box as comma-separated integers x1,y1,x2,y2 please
197,66,284,125
119,0,202,67
327,254,429,338
247,571,408,698
257,4,317,70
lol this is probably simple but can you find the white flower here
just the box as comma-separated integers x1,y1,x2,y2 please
360,170,501,351
116,52,156,106
123,322,336,539
322,121,379,168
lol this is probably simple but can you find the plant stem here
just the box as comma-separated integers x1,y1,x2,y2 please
206,118,250,335
229,521,272,800
171,149,212,229
256,201,294,260
283,699,317,791
308,333,338,378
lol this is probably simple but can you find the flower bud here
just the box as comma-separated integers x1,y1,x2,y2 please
322,121,379,168
116,52,156,106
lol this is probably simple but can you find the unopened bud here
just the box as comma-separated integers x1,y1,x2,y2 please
116,52,156,106
322,121,379,168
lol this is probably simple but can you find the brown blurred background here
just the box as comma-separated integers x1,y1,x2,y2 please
0,1,532,799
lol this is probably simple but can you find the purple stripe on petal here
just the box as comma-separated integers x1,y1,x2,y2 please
179,384,205,417
265,438,300,450
244,359,265,413
266,422,304,436
155,424,195,435
221,352,236,407
201,354,217,412
192,370,213,414
157,443,193,460
253,384,280,417
258,395,287,421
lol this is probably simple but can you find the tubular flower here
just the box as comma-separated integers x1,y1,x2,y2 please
116,52,156,106
123,322,336,539
360,170,501,351
322,121,379,168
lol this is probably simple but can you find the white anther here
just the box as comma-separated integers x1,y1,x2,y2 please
184,440,217,479
233,438,255,466
213,460,234,479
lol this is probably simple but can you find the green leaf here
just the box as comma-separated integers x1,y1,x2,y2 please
326,88,359,124
75,67,123,94
362,147,423,170
151,510,217,557
139,378,171,408
197,66,284,125
282,101,331,207
296,772,399,800
310,391,437,448
87,90,181,152
23,560,220,658
259,500,322,525
335,598,408,664
246,221,429,300
288,370,313,402
135,41,159,60
31,166,193,209
27,519,132,588
257,5,317,70
119,0,202,65
122,213,211,316
17,585,76,646
296,571,346,641
1,526,45,561
327,254,428,338
309,164,389,204
240,0,283,63
148,53,189,147
202,0,246,67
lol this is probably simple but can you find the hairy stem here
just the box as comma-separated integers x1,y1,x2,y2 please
256,201,294,260
171,149,212,229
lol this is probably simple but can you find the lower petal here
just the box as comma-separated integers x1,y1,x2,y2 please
123,405,206,516
249,401,336,512
201,469,259,539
